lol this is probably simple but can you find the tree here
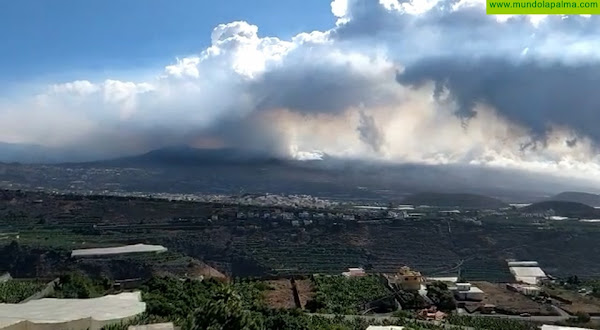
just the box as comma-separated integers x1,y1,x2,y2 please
263,309,311,330
566,275,581,286
189,287,263,330
396,290,427,310
426,281,456,311
574,311,591,323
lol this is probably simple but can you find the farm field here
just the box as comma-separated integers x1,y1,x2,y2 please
0,279,46,303
264,279,296,309
2,190,600,282
307,275,391,314
545,287,600,315
473,281,557,316
295,279,315,309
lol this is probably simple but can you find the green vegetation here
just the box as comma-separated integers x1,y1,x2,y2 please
95,274,541,330
50,272,112,298
127,276,443,329
447,314,537,330
306,275,391,314
0,280,45,303
103,311,449,330
425,281,456,311
187,287,264,330
6,189,600,282
395,290,428,310
141,276,223,322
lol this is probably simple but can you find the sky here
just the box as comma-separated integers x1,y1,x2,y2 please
2,0,600,183
0,0,334,84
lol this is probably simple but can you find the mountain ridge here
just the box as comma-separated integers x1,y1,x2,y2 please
401,192,509,209
522,200,598,218
2,145,600,202
548,191,600,207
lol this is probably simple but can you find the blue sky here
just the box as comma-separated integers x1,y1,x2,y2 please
0,0,334,84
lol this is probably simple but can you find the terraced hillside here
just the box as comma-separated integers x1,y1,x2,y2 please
1,190,600,281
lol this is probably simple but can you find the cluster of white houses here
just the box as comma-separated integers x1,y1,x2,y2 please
343,259,551,314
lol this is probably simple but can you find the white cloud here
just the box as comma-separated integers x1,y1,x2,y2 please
49,80,99,95
331,0,349,17
164,57,201,78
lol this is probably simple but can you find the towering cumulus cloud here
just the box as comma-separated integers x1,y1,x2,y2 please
2,0,600,180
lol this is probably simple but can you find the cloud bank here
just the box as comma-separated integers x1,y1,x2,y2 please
3,0,600,182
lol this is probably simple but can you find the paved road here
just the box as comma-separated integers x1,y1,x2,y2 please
311,306,600,328
471,312,567,322
463,304,600,322
309,313,475,329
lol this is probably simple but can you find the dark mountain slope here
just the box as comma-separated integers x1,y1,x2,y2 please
549,191,600,207
402,192,509,209
522,200,598,218
85,145,284,167
2,145,600,201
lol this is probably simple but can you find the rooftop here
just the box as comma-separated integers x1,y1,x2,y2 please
71,244,167,257
0,292,145,327
398,266,422,276
510,267,546,277
540,325,593,330
128,323,175,330
426,276,458,283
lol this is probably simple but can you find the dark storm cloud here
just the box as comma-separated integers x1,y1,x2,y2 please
357,110,385,152
248,60,396,114
396,58,600,142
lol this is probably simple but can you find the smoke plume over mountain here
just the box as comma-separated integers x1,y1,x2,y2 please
2,0,600,184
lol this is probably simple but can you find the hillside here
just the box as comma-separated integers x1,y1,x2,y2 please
401,192,508,209
86,145,284,167
2,145,600,201
522,200,598,218
2,189,600,281
549,191,600,207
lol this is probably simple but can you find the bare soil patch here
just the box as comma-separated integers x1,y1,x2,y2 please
546,287,600,315
473,281,557,316
264,279,296,309
295,279,315,309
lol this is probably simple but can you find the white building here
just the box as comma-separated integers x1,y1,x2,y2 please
0,292,145,330
426,276,458,284
508,261,539,267
540,325,593,330
342,267,366,277
508,284,541,296
71,244,167,257
451,283,484,301
510,266,547,285
128,323,175,330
